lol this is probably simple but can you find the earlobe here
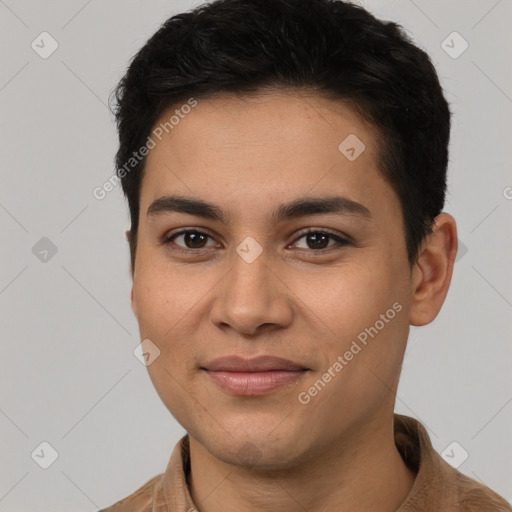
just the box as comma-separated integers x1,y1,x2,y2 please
409,213,458,327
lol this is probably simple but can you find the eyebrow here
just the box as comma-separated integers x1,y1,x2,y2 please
146,194,372,223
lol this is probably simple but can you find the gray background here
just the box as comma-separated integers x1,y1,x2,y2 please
0,0,511,510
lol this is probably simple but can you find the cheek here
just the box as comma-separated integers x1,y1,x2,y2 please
133,262,200,340
133,267,200,417
316,260,405,338
132,273,200,410
310,258,409,390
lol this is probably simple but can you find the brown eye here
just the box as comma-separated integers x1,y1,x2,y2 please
165,230,217,250
304,232,330,250
293,230,350,252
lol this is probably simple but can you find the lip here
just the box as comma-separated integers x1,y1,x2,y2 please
202,355,308,372
201,355,309,396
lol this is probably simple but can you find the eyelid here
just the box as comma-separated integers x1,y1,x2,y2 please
162,227,351,253
162,227,220,251
292,227,351,244
289,228,351,253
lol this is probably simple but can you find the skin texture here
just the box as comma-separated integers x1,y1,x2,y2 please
130,91,458,511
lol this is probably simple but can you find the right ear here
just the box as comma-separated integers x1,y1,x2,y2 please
126,230,137,317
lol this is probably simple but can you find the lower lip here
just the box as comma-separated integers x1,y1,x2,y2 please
203,370,307,396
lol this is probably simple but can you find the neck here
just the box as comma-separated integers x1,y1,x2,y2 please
187,413,416,512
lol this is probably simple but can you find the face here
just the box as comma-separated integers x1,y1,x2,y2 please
131,91,416,469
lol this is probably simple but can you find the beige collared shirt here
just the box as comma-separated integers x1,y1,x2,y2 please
99,414,511,511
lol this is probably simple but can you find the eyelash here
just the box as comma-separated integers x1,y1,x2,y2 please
161,228,351,255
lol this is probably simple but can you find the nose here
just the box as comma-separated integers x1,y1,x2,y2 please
209,244,294,337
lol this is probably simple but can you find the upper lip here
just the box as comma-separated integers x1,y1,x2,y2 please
201,355,308,372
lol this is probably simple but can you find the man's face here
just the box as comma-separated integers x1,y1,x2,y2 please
131,91,414,468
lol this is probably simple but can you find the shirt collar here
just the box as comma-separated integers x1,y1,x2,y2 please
161,434,196,511
156,413,492,511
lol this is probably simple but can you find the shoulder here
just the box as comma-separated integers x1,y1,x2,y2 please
394,414,511,511
448,467,512,512
98,473,164,512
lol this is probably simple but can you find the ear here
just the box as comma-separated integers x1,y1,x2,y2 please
130,284,138,318
126,229,138,318
409,213,458,326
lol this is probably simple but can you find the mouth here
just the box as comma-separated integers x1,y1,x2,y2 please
200,355,310,396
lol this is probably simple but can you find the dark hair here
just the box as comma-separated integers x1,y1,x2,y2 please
110,0,451,272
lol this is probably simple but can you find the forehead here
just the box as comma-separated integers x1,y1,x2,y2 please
140,91,395,223
147,90,379,165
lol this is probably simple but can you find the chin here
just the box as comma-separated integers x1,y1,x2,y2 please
197,422,310,470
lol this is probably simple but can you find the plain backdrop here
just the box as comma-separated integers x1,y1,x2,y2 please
0,0,511,510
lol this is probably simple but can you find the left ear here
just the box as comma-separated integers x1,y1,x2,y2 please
409,213,458,326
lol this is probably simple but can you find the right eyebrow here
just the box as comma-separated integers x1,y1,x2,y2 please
147,195,227,222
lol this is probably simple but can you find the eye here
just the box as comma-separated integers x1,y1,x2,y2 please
162,228,351,254
291,229,350,252
163,229,218,251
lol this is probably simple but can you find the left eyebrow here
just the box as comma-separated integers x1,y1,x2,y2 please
272,195,372,223
146,194,372,223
